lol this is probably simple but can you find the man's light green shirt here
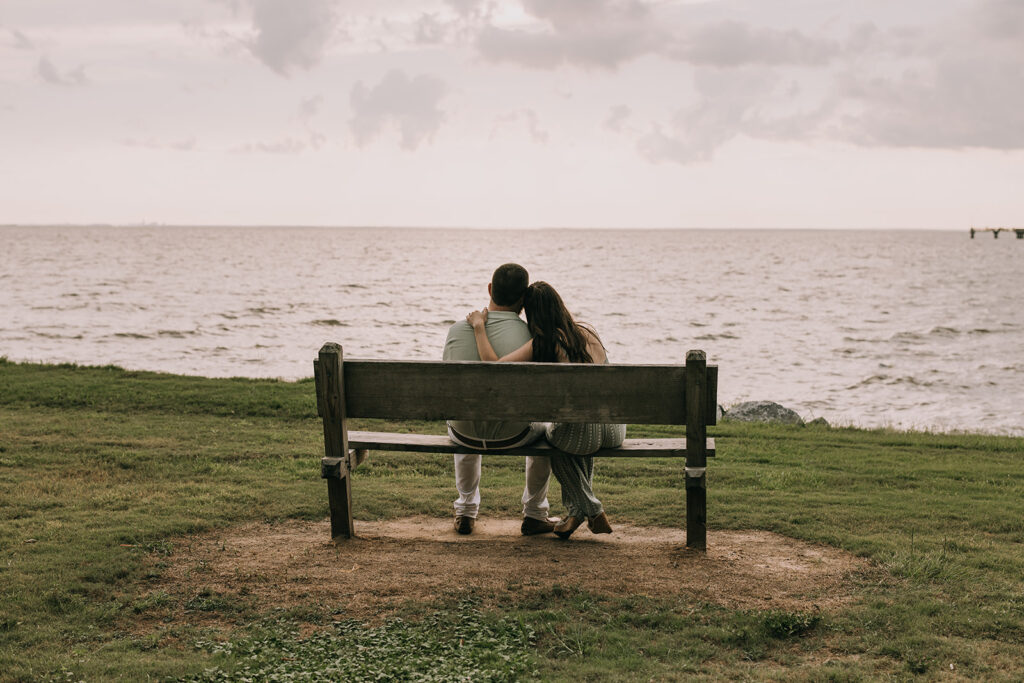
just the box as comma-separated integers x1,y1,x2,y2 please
442,310,532,440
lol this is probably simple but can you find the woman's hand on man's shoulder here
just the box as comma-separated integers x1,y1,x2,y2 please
466,308,488,330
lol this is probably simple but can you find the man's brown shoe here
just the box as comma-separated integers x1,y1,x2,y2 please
587,512,613,534
521,516,559,536
553,516,584,539
454,515,475,535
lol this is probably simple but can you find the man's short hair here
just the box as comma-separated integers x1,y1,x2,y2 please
491,263,529,307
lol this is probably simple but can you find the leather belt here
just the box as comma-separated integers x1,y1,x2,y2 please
450,425,533,451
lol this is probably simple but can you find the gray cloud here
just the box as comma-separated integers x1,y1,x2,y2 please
231,136,308,154
837,54,1024,150
492,108,550,143
635,0,1024,164
445,0,488,18
122,136,197,151
477,0,663,70
673,21,840,67
605,104,631,132
247,0,337,75
972,0,1024,41
349,70,447,150
8,29,34,49
474,0,842,70
523,109,548,143
299,94,324,119
832,0,1024,151
37,56,87,86
414,13,446,44
638,67,781,164
229,129,327,154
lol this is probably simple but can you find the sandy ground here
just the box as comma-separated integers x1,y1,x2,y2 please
146,517,871,628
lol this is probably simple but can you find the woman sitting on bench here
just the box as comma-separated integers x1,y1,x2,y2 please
467,281,625,539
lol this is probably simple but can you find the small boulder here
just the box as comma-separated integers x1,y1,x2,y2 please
722,401,804,425
807,417,830,428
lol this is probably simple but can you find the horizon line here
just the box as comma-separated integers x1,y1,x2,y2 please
0,223,981,232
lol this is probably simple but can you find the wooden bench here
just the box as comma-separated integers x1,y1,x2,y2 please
313,343,718,550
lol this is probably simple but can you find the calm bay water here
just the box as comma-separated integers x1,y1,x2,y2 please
2,226,1022,435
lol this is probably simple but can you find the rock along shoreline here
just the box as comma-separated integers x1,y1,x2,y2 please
719,400,829,428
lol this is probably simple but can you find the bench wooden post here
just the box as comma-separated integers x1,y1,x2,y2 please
684,349,707,551
318,343,354,539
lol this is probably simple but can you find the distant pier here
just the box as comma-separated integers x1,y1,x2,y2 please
970,227,1024,239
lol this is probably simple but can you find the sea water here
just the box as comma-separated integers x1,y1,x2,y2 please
2,226,1021,435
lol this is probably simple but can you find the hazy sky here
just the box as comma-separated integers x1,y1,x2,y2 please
1,0,1022,228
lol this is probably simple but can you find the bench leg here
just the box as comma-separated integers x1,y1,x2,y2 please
685,471,706,551
327,474,354,539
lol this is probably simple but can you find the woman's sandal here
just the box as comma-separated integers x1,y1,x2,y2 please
587,512,613,534
553,516,584,539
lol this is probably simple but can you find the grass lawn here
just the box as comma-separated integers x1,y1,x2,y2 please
1,358,1022,681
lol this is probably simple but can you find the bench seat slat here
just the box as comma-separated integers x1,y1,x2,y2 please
348,430,715,458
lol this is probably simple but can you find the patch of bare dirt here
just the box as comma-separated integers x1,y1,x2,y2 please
145,517,870,628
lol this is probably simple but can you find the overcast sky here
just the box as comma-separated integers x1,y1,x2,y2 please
1,0,1022,228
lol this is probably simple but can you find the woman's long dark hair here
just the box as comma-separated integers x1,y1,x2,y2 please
523,281,595,363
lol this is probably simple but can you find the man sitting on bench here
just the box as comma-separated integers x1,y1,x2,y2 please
442,263,557,536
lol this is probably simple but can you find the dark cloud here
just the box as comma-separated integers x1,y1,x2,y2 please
350,70,447,150
37,57,87,86
247,0,337,75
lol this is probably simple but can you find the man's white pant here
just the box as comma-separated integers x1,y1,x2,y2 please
450,423,550,520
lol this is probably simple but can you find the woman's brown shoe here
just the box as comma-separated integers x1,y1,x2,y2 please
587,512,613,534
553,516,584,539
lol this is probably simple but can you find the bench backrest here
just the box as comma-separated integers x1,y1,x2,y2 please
315,344,717,426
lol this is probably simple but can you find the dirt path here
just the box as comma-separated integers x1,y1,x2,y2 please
150,517,871,624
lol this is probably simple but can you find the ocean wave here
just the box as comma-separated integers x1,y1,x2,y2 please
32,331,84,340
966,327,1013,335
311,319,348,327
246,306,281,316
112,332,152,339
694,332,739,341
888,326,964,343
847,374,938,389
157,329,196,338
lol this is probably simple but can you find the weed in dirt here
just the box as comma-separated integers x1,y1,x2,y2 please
183,599,536,682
